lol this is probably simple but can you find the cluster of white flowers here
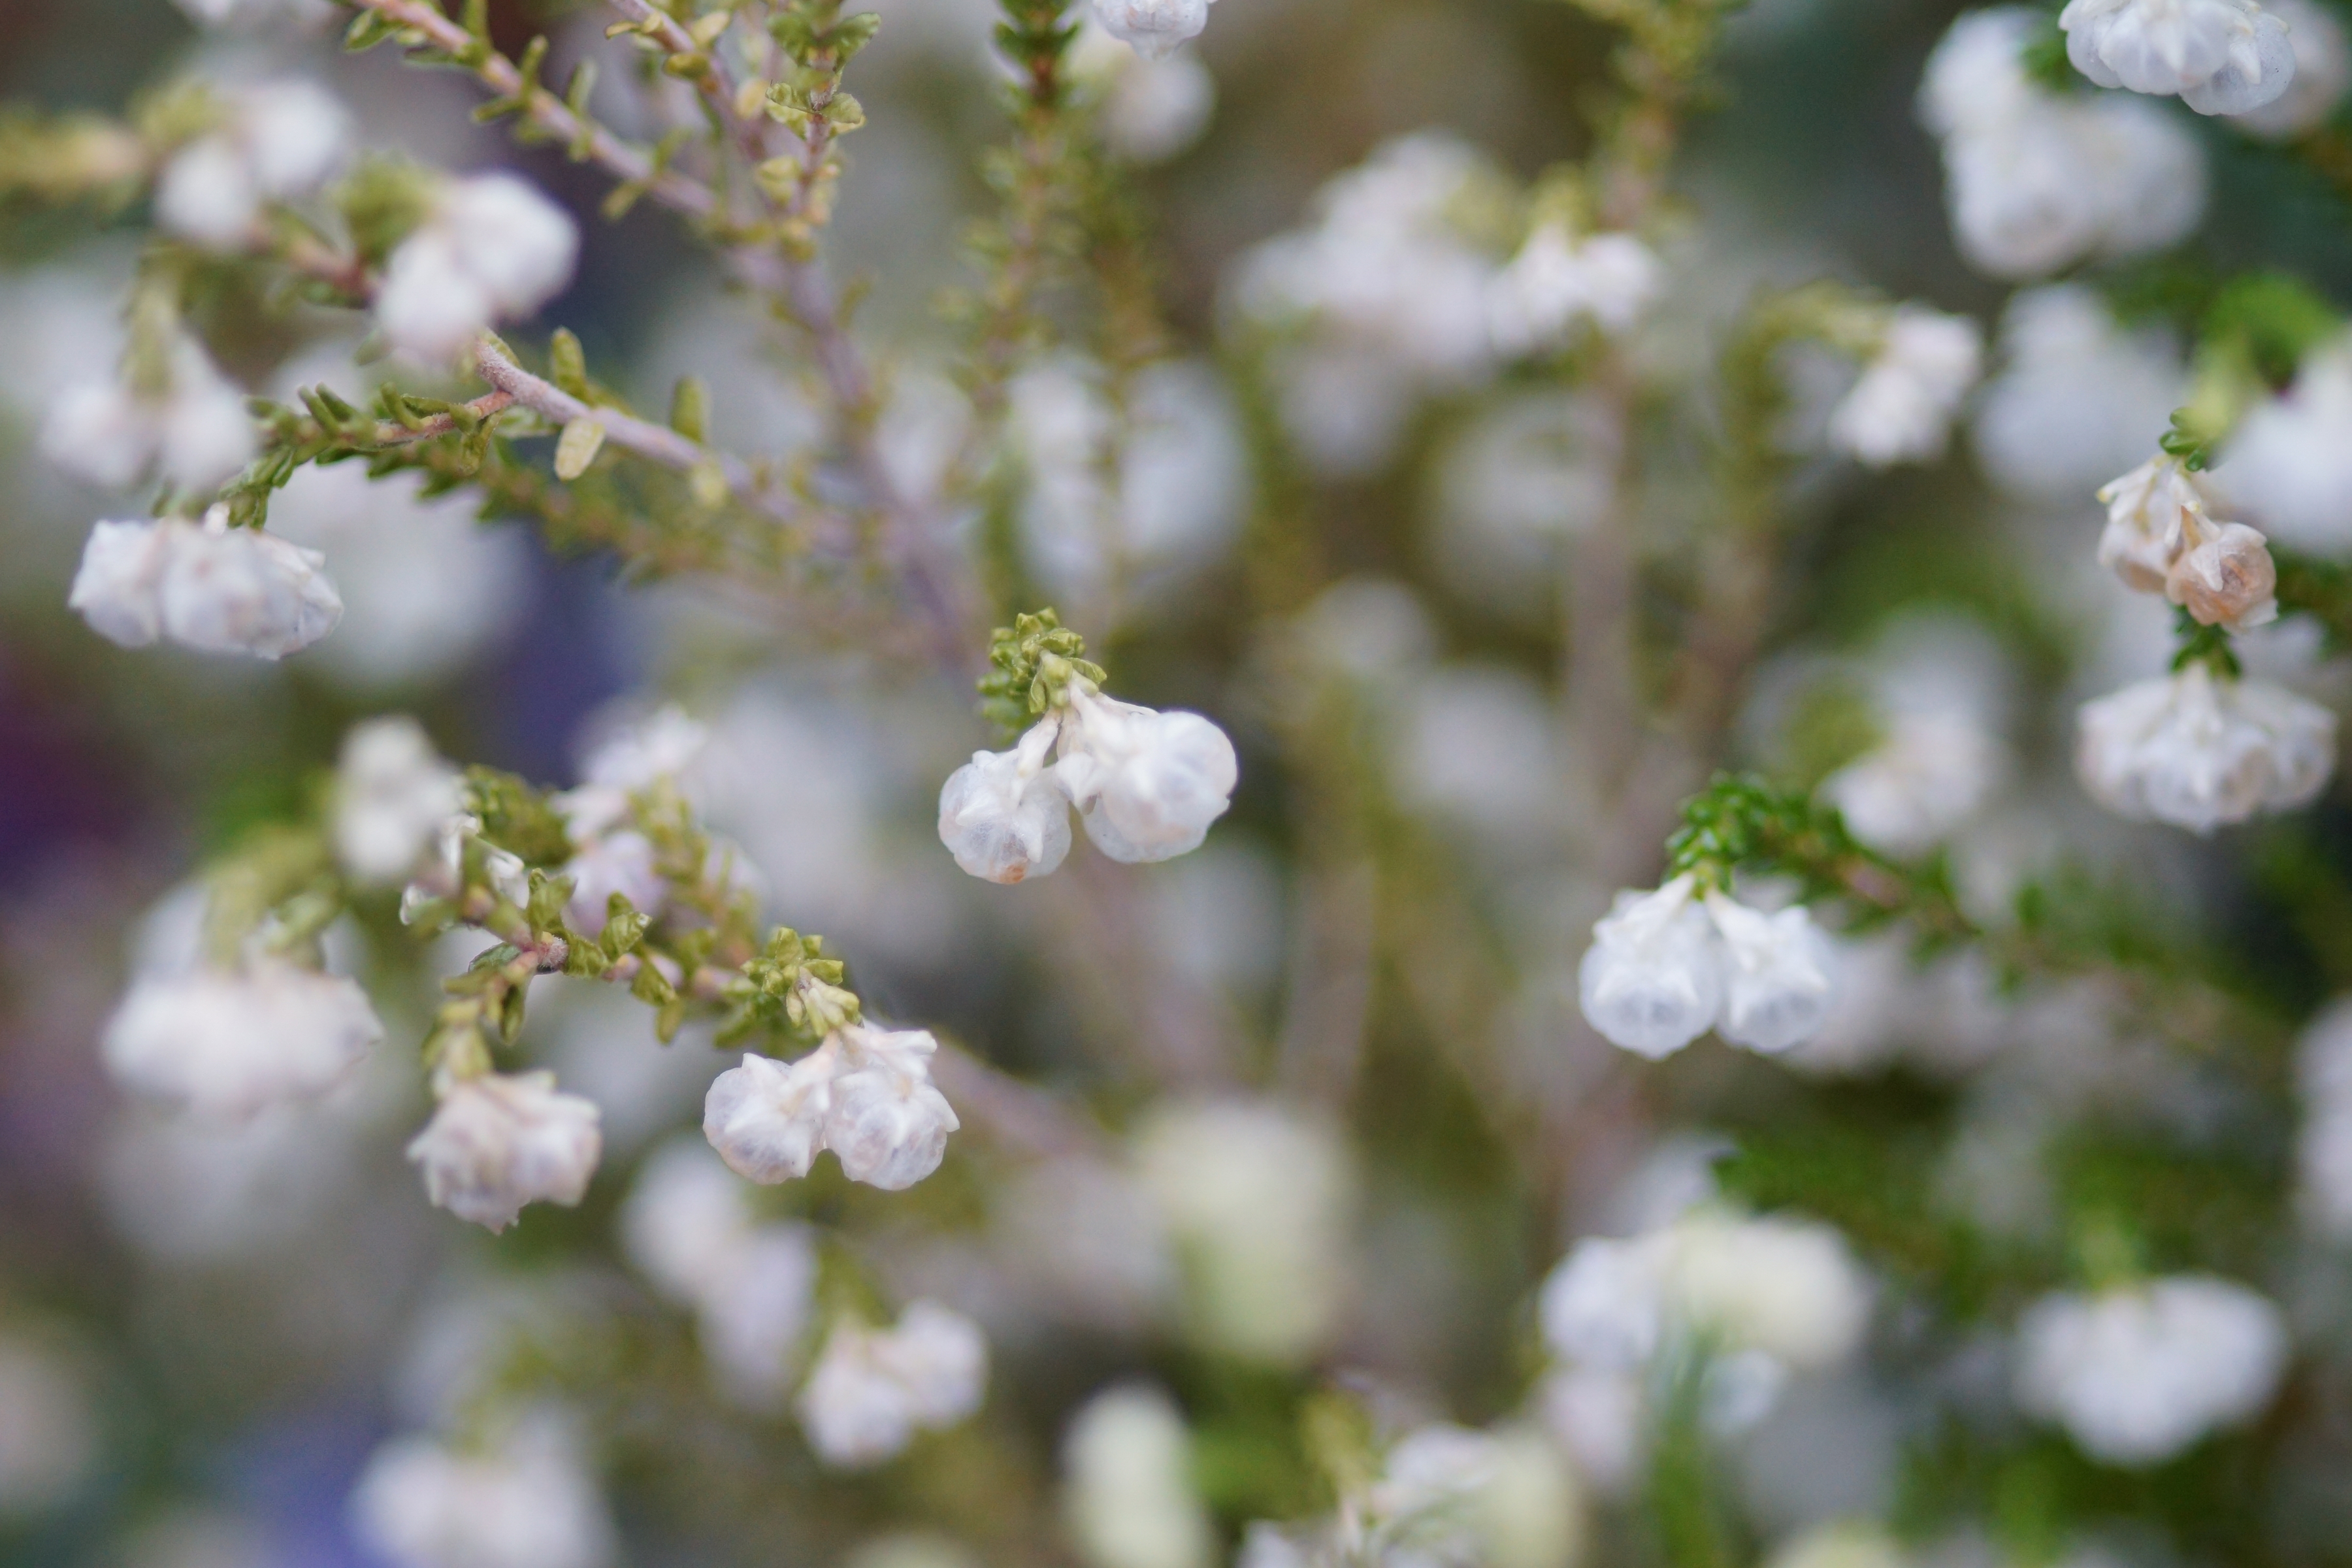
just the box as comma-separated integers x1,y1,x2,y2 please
335,717,465,885
1825,305,1984,468
2213,334,2352,552
1090,0,1221,61
43,331,255,495
378,172,579,365
1239,1423,1584,1568
156,80,349,250
939,684,1238,884
1578,875,1841,1061
1972,286,2187,501
619,1137,817,1408
351,1416,617,1568
2013,1274,2289,1464
703,1024,960,1192
2095,456,2280,631
1919,8,2207,280
1131,1101,1355,1364
2060,0,2296,116
1537,1206,1872,1487
1485,222,1666,359
407,1070,604,1232
69,509,342,660
103,957,383,1120
796,1301,988,1469
2295,1000,2352,1237
1060,1386,1217,1568
2077,659,2335,832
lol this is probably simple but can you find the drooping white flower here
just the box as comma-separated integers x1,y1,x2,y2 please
1921,10,2209,280
1062,1386,1217,1568
69,514,342,659
350,1418,616,1568
2212,336,2352,551
1826,306,1984,468
2013,1275,2289,1464
1702,894,1840,1056
702,1026,960,1191
1577,875,1725,1060
2061,0,2296,116
1972,286,2188,501
939,715,1073,884
2230,0,2351,135
335,717,464,884
1486,224,1665,355
2076,662,2336,833
796,1301,990,1469
1132,1102,1354,1364
2166,517,2279,630
103,960,382,1119
155,80,350,249
42,334,256,493
407,1071,603,1233
2097,455,2220,591
1056,689,1239,864
1092,0,1217,61
377,173,579,365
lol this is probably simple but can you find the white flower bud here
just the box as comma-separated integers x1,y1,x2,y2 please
102,960,383,1119
408,1071,603,1233
2014,1275,2288,1464
1062,1386,1216,1568
797,1302,989,1469
335,717,464,884
702,1052,835,1184
1576,875,1724,1060
1058,693,1238,864
939,716,1073,884
1702,893,1839,1056
71,515,342,660
2077,662,2337,834
1092,0,1215,61
2097,454,2218,593
1539,1236,1667,1370
2166,517,2279,631
825,1027,961,1192
378,173,578,364
1826,306,1984,468
350,1418,615,1568
2061,0,2296,116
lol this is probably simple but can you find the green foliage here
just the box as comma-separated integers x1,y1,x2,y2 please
466,766,577,866
719,927,862,1046
975,607,1105,731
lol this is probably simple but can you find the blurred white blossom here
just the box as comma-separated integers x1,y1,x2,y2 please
2061,0,2296,116
1486,225,1664,356
1062,1386,1216,1568
2076,662,2335,833
2229,0,2351,135
44,333,255,494
2213,335,2352,552
105,960,382,1119
351,1417,617,1568
378,172,579,364
1972,286,2186,501
1092,0,1218,61
335,717,465,885
155,80,349,249
1071,29,1216,162
71,512,342,659
408,1071,603,1232
798,1301,989,1469
1825,306,1983,468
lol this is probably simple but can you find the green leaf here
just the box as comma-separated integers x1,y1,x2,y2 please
554,417,608,480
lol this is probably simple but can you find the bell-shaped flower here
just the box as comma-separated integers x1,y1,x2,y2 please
1058,691,1239,864
2232,0,2351,137
1576,874,1725,1060
823,1028,961,1192
2061,0,2296,116
1827,306,1984,468
702,1052,838,1185
335,716,463,885
2078,662,2336,833
2166,518,2278,632
378,172,578,365
103,959,382,1119
1704,894,1840,1056
2098,455,2221,593
796,1301,988,1469
407,1071,603,1233
1092,0,1215,60
69,514,342,660
938,715,1073,884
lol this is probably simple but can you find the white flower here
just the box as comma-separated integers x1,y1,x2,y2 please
378,173,579,364
2061,0,2296,116
42,334,256,493
170,0,335,27
335,717,463,884
1826,306,1984,468
702,1026,960,1191
350,1419,616,1568
2097,455,2220,591
2212,336,2352,551
1823,713,2007,858
1486,224,1665,355
155,81,350,249
1056,689,1239,864
1539,1235,1667,1370
1071,27,1217,163
1705,894,1840,1056
1661,1209,1872,1371
1092,0,1217,60
2166,517,2279,630
103,960,382,1119
2230,0,2351,135
1538,1365,1645,1496
1972,286,2187,501
1062,1386,1216,1568
1132,1102,1354,1364
2076,662,2336,832
69,514,342,659
579,704,708,793
2014,1275,2289,1464
1577,875,1725,1059
407,1071,603,1232
939,715,1073,884
796,1301,989,1469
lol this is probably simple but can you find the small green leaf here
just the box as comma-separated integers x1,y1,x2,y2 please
554,417,608,480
